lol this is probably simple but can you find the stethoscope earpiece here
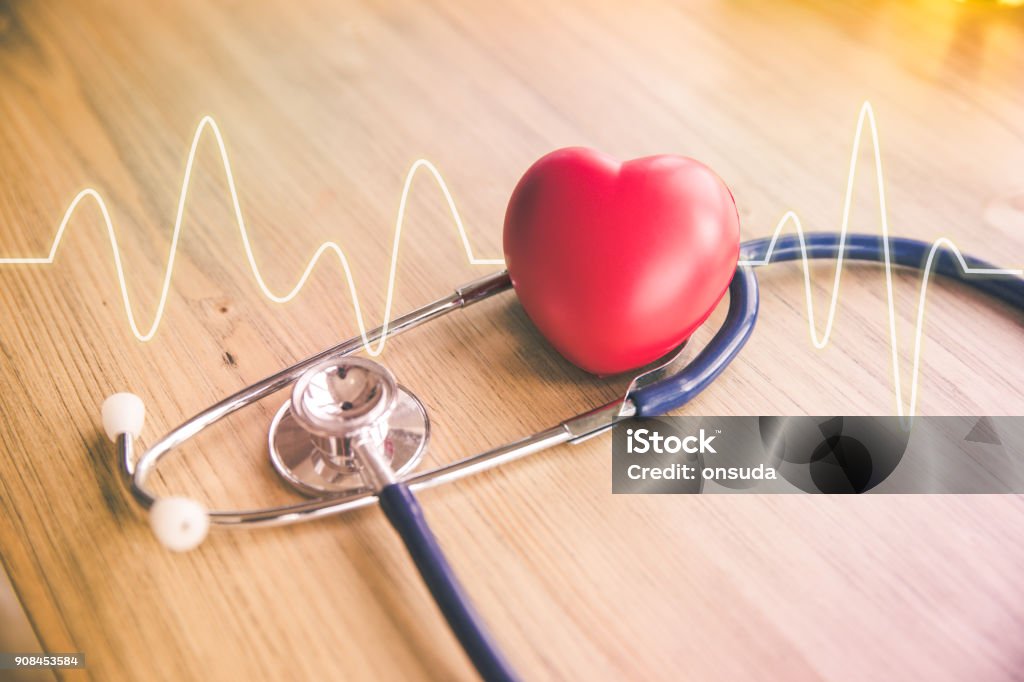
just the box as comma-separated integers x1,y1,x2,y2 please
101,392,145,442
149,496,210,552
102,392,210,552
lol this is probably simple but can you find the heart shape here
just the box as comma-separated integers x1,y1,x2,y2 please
503,147,740,375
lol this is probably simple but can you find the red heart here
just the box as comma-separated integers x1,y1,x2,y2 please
503,147,740,375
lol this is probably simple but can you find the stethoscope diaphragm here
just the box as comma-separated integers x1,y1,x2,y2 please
268,357,430,496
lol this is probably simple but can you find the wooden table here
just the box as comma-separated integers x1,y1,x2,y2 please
2,1,1023,679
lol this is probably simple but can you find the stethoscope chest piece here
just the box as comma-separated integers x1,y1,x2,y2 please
268,357,430,496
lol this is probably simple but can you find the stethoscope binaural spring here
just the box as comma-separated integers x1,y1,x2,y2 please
100,232,1024,682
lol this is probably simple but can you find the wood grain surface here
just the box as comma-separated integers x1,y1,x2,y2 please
1,0,1023,679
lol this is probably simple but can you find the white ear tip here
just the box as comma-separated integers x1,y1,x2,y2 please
102,393,145,441
150,497,210,552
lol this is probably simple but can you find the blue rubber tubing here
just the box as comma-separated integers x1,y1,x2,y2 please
630,232,1024,417
630,256,759,417
741,232,1023,308
378,482,519,682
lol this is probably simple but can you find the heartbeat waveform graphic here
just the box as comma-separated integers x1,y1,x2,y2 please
0,103,1020,417
0,115,504,354
737,102,1022,419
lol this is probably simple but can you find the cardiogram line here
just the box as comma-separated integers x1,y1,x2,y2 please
738,101,1022,419
1,103,1020,417
0,115,505,353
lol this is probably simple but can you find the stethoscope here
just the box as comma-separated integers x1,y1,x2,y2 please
100,232,1023,682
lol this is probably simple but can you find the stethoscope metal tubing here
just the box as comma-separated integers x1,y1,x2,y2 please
130,276,499,485
118,269,643,528
118,403,628,528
